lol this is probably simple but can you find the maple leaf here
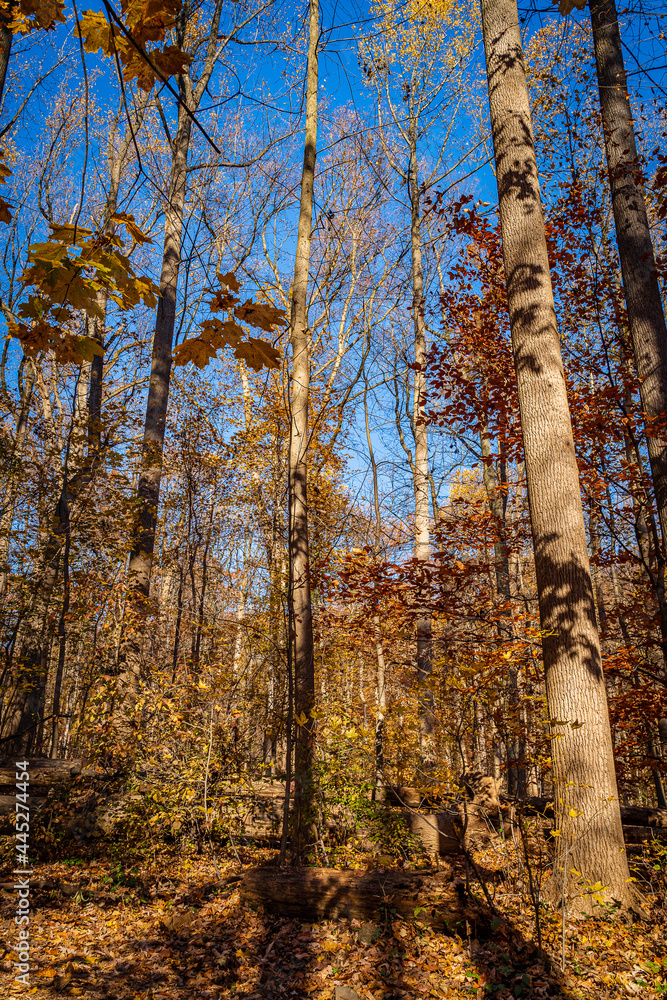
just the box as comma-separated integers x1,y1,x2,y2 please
0,195,11,224
218,271,241,292
172,336,217,369
73,334,105,361
77,10,114,54
233,336,281,371
558,0,586,13
48,222,93,246
234,299,287,332
0,155,11,183
110,211,153,245
10,0,66,32
26,241,69,263
151,45,192,80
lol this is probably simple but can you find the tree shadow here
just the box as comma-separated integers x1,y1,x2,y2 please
0,862,583,1000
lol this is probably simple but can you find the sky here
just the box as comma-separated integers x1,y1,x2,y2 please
3,0,667,550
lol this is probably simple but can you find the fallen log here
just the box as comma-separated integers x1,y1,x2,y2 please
0,794,46,815
240,865,491,935
0,759,82,787
517,797,667,828
621,825,667,844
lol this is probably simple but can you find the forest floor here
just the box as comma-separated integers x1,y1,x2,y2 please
0,840,665,1000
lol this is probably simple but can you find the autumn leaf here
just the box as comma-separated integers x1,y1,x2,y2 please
172,336,217,369
234,299,287,332
218,271,241,292
233,336,280,371
151,44,192,80
7,0,66,33
77,10,113,54
110,212,153,245
73,334,106,361
0,195,11,224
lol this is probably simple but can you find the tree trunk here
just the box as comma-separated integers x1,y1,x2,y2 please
126,103,193,602
115,90,194,722
590,0,667,550
0,15,11,107
408,134,434,748
118,3,224,724
480,0,635,914
288,0,318,861
364,376,387,791
0,359,35,598
240,865,490,934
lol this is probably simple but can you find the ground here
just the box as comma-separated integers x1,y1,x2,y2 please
0,842,665,999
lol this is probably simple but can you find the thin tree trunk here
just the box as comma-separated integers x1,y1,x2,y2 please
118,3,223,724
590,0,667,549
0,359,35,598
480,0,634,914
364,375,387,793
288,0,319,861
408,137,434,745
126,101,193,601
0,13,11,107
480,427,523,794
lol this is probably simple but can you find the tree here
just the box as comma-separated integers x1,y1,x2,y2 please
582,0,667,561
361,0,477,749
287,0,318,861
480,0,635,913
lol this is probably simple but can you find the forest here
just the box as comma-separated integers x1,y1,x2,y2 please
1,0,667,996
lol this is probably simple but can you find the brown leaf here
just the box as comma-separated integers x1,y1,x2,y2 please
234,299,287,332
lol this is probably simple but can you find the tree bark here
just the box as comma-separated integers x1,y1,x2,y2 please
287,0,318,861
117,1,225,720
240,865,490,934
408,132,435,748
0,12,11,108
0,358,35,598
126,100,193,602
480,0,635,914
590,0,667,550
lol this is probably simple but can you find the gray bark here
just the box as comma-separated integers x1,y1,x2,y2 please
481,0,634,913
590,0,667,550
288,0,318,860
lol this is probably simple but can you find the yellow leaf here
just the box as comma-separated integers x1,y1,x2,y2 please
73,335,105,361
111,211,153,245
77,10,113,54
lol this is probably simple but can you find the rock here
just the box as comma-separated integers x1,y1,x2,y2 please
335,987,360,1000
94,792,143,836
357,920,380,945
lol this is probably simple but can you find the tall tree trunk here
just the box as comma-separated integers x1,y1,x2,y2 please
288,0,318,861
125,102,193,603
480,0,635,914
116,93,194,720
590,0,667,549
364,376,387,793
408,132,434,748
0,9,11,107
480,426,523,794
117,3,228,731
0,358,35,598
